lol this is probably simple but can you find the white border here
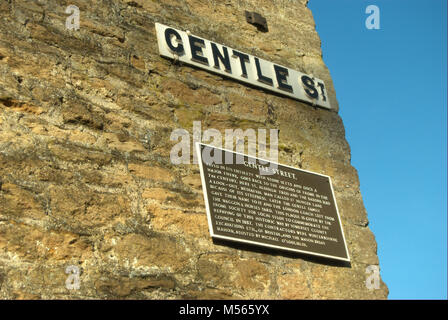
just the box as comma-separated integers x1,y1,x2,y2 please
196,142,350,262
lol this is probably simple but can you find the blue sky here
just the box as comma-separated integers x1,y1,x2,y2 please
309,0,447,299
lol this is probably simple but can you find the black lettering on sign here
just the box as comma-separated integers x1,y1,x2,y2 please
255,57,273,86
164,28,184,55
211,43,231,73
232,50,250,78
301,75,318,99
318,82,327,102
274,65,293,92
155,23,332,109
188,35,208,65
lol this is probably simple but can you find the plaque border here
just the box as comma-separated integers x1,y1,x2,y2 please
196,142,350,262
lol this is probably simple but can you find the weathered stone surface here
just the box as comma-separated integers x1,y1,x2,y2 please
128,163,174,182
277,266,312,299
113,233,190,272
196,253,271,299
0,0,387,299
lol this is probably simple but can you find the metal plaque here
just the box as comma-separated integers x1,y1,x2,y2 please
196,143,350,262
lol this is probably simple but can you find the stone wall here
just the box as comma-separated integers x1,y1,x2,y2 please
0,0,388,299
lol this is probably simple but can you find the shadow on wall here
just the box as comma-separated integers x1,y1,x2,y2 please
212,238,351,268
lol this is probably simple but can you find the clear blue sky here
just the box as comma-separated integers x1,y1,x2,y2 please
309,0,447,299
